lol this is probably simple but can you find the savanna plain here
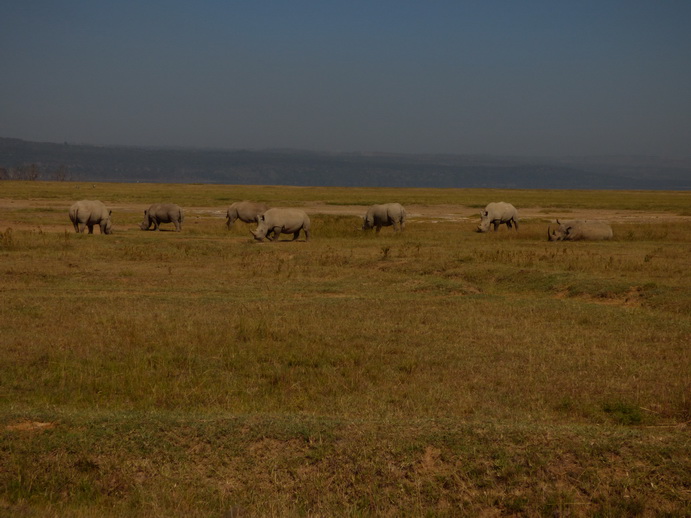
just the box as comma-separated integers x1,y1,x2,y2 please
0,181,689,517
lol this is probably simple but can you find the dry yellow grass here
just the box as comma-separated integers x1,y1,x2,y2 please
1,181,689,516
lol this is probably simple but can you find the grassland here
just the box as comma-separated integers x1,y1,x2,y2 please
1,181,689,517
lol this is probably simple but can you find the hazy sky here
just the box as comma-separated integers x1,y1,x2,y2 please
2,1,690,157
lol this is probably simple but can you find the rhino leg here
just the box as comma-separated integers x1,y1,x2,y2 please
304,229,310,242
375,225,382,233
267,227,280,241
87,223,95,234
174,220,181,232
292,230,300,241
513,219,519,231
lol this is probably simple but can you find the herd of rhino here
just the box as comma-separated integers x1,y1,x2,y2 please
68,199,613,242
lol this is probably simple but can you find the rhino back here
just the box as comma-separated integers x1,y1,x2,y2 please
368,204,400,224
70,200,109,223
234,201,269,221
263,208,310,230
567,222,613,240
149,203,182,222
486,202,517,220
384,203,405,220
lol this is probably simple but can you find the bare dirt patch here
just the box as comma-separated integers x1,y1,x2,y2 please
6,421,56,432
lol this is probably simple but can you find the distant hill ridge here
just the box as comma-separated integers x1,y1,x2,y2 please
1,137,689,190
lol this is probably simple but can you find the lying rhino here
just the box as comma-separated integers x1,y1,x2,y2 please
548,220,613,241
362,203,407,233
226,201,269,229
251,208,311,242
477,202,519,232
140,203,184,232
69,200,113,234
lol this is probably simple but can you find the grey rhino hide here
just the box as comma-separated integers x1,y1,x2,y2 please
140,203,184,231
69,200,113,234
548,220,613,241
477,202,519,232
226,201,269,229
251,208,311,242
362,203,407,232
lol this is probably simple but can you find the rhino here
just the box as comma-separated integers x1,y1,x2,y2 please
251,208,311,242
548,220,613,241
140,203,184,232
362,203,407,233
69,200,113,234
226,201,269,229
477,202,519,232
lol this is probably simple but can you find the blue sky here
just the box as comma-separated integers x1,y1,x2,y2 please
1,1,690,156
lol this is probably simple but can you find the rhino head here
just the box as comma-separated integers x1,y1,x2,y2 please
251,214,267,241
547,222,569,241
103,212,113,235
362,215,373,230
476,210,490,232
140,209,152,230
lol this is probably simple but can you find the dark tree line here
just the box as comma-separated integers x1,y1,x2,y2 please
0,164,71,181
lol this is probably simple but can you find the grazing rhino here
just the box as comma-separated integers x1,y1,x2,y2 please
362,203,407,233
69,200,113,234
548,220,613,241
477,202,519,232
251,208,311,242
226,201,269,230
140,203,184,232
